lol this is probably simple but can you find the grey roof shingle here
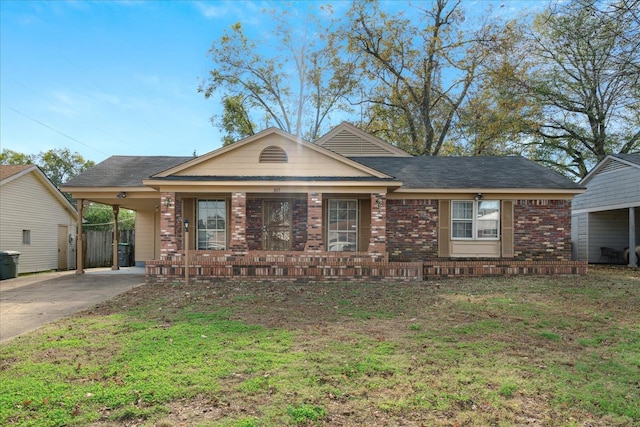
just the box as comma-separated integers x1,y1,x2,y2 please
63,154,583,190
63,156,190,187
351,156,584,189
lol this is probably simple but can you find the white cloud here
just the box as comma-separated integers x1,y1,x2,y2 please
194,1,231,18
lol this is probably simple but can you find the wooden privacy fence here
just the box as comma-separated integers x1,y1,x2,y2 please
83,230,135,268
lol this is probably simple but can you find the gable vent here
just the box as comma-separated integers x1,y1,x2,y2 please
601,160,628,174
322,130,396,156
259,146,288,163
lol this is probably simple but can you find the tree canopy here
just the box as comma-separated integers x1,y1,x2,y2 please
1,148,95,188
199,6,359,144
523,0,640,178
201,0,639,178
1,148,134,230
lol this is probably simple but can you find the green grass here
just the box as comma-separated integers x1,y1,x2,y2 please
1,267,639,426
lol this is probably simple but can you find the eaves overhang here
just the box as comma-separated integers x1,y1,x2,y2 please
394,187,585,195
142,176,402,189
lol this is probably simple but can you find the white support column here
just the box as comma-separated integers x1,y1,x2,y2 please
629,207,637,267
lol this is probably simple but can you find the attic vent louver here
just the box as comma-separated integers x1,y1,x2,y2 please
259,146,288,163
601,160,627,174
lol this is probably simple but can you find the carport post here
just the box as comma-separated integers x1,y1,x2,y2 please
112,205,119,270
630,207,637,267
76,199,84,274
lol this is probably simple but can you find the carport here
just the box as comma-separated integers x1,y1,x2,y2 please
572,154,640,267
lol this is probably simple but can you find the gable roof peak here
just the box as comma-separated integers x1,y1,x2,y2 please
316,122,413,158
580,152,640,185
0,164,37,182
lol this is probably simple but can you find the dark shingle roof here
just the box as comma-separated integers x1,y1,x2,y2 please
351,156,584,189
63,156,190,187
62,154,583,190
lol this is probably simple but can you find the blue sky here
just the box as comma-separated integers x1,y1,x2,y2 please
1,1,542,164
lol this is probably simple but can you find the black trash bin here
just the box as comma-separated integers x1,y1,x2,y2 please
117,243,131,267
0,250,20,280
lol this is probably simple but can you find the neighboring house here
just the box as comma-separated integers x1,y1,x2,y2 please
0,165,78,274
571,153,640,267
62,122,586,281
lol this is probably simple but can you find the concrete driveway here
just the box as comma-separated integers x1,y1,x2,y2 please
0,267,145,343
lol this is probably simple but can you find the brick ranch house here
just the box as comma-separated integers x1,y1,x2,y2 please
61,122,586,281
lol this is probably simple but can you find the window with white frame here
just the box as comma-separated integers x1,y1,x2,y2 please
22,230,31,245
451,200,500,240
197,200,227,250
327,199,358,252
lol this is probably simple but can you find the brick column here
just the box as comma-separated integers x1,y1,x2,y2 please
230,192,248,253
368,192,387,254
160,192,177,257
305,192,324,252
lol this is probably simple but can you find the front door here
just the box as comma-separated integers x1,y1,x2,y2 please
263,200,291,250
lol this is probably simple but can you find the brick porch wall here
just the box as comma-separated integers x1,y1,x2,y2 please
424,260,587,277
145,251,586,283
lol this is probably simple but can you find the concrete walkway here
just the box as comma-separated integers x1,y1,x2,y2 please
0,267,145,343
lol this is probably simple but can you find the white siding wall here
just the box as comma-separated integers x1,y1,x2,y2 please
573,165,640,211
0,172,77,274
572,160,640,263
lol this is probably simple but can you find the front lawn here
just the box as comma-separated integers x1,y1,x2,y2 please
1,266,638,426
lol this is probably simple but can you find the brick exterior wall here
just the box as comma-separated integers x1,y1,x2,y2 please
229,192,248,253
160,192,177,257
367,192,387,254
148,196,585,282
513,200,572,261
246,198,262,251
305,192,323,251
291,197,307,251
386,199,438,262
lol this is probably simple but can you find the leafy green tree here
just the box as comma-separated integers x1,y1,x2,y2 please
83,203,135,231
38,148,95,188
1,148,94,188
345,0,514,156
199,6,359,143
453,22,544,156
523,0,639,179
0,149,36,165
